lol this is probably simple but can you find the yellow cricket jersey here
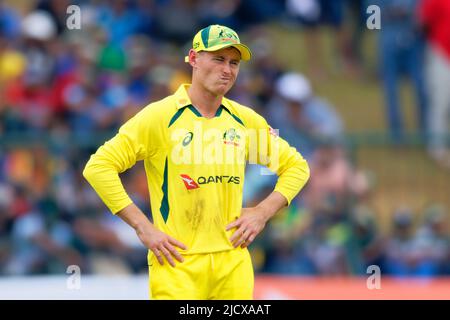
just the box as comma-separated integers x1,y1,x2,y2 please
83,84,310,255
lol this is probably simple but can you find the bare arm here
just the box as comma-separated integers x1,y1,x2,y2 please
226,191,287,248
117,203,187,267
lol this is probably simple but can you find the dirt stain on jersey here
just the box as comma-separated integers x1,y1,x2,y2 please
212,200,225,229
185,198,204,231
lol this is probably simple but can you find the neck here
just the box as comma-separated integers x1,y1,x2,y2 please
187,82,223,118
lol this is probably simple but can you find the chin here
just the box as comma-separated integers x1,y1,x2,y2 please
216,88,228,96
215,84,232,96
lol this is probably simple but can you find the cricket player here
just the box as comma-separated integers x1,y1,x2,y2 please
83,25,310,299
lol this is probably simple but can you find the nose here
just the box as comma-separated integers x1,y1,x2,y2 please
222,62,232,76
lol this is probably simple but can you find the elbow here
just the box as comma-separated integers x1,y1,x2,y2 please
292,156,310,186
294,158,310,192
82,156,121,185
303,159,311,184
82,158,94,183
278,156,310,185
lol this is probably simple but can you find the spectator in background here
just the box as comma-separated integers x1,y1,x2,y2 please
381,207,448,277
154,0,201,45
409,204,450,276
5,10,57,133
96,0,142,48
0,1,21,42
346,0,367,77
302,142,360,219
285,0,354,77
133,0,158,38
244,27,284,107
36,0,71,36
197,0,241,31
261,199,314,274
4,188,84,275
269,72,344,159
303,215,351,275
418,0,450,168
376,0,427,143
348,203,385,274
316,0,352,74
285,0,323,77
235,0,284,29
0,28,27,134
383,208,416,276
383,205,449,277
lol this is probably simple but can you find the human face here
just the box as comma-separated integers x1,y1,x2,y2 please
191,47,241,96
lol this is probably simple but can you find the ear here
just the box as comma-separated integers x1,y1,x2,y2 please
188,49,199,67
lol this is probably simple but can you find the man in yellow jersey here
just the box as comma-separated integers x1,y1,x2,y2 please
83,24,310,300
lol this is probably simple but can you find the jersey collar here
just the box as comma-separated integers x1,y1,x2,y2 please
174,84,193,109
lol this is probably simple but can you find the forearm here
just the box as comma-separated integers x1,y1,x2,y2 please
254,191,287,223
116,203,154,235
117,203,187,266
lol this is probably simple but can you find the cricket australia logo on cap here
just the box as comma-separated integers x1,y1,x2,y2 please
217,27,238,43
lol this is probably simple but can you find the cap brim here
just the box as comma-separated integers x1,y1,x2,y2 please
204,43,252,61
184,43,252,63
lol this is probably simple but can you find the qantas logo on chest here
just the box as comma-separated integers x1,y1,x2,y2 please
180,174,200,189
180,174,241,190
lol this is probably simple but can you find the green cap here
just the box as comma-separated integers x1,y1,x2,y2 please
185,25,252,62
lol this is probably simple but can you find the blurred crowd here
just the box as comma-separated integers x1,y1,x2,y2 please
0,0,449,276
